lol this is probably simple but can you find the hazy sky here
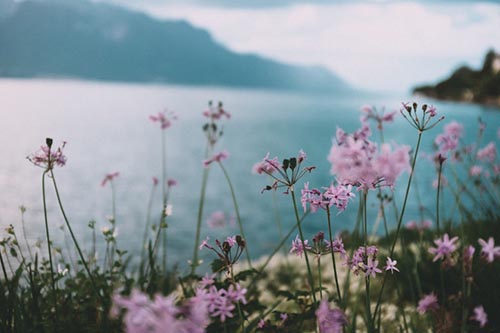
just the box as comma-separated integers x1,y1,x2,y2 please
99,0,500,92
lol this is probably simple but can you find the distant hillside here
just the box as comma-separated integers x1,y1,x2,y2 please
0,0,352,93
413,50,500,107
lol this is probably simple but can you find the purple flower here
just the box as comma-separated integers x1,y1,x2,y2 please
384,257,400,274
252,152,280,174
417,292,439,314
316,299,347,333
477,142,496,162
428,233,459,262
27,140,67,170
206,211,226,229
203,150,229,168
326,237,347,259
149,109,177,130
290,235,312,257
470,305,488,328
258,319,265,329
199,236,211,250
478,237,500,263
101,172,119,187
365,257,382,278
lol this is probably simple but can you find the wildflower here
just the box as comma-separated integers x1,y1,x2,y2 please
164,204,173,217
463,245,475,275
57,264,68,276
478,237,500,263
252,152,280,175
149,109,177,130
203,150,229,168
280,313,288,324
360,105,397,130
290,235,312,257
477,142,496,162
258,319,265,329
326,237,347,259
428,233,459,262
399,102,444,132
406,219,432,231
417,292,439,314
316,299,347,333
27,138,67,170
167,178,177,187
199,236,211,250
469,165,482,176
200,273,216,289
206,211,226,229
470,305,488,328
152,177,159,186
322,183,355,212
365,257,382,278
328,125,410,190
203,101,230,120
256,150,315,193
384,257,400,274
101,172,119,187
226,283,247,305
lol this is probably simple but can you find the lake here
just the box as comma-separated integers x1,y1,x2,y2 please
1,78,499,270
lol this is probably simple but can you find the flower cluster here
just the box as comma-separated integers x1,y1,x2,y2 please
149,109,177,130
315,299,348,333
327,125,411,190
253,150,315,193
101,171,120,187
434,121,463,160
203,150,229,168
202,101,230,146
400,102,443,132
360,105,397,131
27,138,67,170
111,289,209,333
196,277,247,322
301,182,355,213
428,233,459,263
199,235,246,273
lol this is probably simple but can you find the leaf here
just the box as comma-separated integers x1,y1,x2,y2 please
210,259,225,273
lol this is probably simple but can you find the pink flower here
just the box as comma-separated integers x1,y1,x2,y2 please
101,172,119,187
203,101,230,120
27,139,67,170
152,177,159,186
316,299,347,333
328,125,410,190
280,313,288,324
478,237,500,263
384,257,400,274
470,305,488,328
428,233,459,262
200,273,216,289
203,150,229,168
417,293,439,314
364,257,382,278
469,165,482,176
258,319,265,329
290,235,312,257
206,211,226,228
199,236,211,250
326,237,347,259
476,142,496,162
149,109,177,130
252,152,280,174
167,178,177,187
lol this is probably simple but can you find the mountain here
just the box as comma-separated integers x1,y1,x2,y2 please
0,0,351,93
413,50,500,107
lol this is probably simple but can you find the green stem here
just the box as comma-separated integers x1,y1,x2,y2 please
291,190,317,306
141,184,157,264
436,161,443,233
42,172,58,317
326,207,342,304
362,191,374,333
218,162,252,268
373,130,423,321
191,162,211,275
50,171,103,302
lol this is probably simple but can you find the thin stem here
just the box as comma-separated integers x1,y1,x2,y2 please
191,157,211,275
50,171,103,302
161,129,168,272
326,207,342,304
436,161,443,233
141,184,157,264
42,172,58,317
218,162,252,268
373,130,423,321
20,207,34,263
362,191,374,333
291,190,317,306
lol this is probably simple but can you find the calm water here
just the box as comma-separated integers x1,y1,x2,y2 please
1,78,499,270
